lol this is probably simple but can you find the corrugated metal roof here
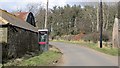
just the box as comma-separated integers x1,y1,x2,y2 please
0,16,9,25
0,9,38,32
13,12,29,21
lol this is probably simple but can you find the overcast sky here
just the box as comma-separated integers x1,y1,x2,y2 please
0,0,119,12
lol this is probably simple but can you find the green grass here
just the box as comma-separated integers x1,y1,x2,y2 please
5,51,62,66
52,40,118,56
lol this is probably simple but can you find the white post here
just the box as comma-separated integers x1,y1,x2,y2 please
45,0,48,29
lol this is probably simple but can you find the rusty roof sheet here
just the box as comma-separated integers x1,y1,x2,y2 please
0,9,38,32
13,12,29,21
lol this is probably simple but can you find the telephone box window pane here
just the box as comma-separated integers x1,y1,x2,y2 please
39,31,47,42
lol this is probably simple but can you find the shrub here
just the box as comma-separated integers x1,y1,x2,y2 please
81,32,110,43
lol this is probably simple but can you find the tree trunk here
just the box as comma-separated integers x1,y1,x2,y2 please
105,6,109,31
92,21,94,32
97,5,99,32
102,7,106,31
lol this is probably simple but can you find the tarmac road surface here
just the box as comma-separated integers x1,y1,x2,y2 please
50,42,118,66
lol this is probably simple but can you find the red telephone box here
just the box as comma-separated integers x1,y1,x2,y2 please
38,29,49,51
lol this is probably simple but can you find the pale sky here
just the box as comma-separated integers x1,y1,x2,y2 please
0,0,119,12
0,0,68,12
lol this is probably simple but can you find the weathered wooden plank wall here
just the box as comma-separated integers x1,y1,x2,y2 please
3,25,39,59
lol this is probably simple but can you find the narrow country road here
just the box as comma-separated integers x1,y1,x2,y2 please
50,42,118,66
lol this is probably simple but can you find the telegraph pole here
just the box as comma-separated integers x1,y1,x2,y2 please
45,0,48,29
99,0,103,48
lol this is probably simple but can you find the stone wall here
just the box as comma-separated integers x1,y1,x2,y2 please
3,25,38,59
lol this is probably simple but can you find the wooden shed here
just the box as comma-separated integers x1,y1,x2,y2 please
0,9,38,60
13,12,36,27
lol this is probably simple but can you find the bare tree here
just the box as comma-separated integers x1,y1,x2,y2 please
26,3,43,15
25,3,45,29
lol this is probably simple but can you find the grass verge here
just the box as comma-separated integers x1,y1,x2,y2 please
4,47,62,66
52,40,118,56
